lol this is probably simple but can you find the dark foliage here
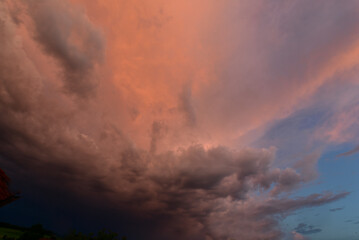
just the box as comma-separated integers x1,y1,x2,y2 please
63,229,126,240
18,224,56,240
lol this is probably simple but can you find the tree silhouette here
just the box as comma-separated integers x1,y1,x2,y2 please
0,168,19,207
63,229,126,240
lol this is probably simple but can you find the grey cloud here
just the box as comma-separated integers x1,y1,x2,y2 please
24,0,105,97
330,207,344,212
294,153,319,182
179,83,197,127
269,168,301,196
255,192,349,216
203,192,347,240
149,121,166,154
294,223,322,235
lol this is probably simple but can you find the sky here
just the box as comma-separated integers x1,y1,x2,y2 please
1,0,359,239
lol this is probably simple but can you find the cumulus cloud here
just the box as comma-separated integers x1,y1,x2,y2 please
0,0,356,239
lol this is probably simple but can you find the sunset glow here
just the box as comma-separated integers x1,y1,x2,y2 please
1,1,359,239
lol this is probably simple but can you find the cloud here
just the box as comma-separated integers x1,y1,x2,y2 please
337,145,359,157
317,103,359,145
291,231,309,240
178,83,197,127
294,223,322,235
330,207,344,212
0,0,356,239
195,0,359,145
23,0,105,98
254,192,349,216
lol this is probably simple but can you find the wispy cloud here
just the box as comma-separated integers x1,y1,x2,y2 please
337,146,359,157
330,207,344,212
294,223,322,235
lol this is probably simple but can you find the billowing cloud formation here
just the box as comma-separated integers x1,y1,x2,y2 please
0,0,358,239
26,0,104,97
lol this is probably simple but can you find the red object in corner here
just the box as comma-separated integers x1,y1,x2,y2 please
0,168,18,207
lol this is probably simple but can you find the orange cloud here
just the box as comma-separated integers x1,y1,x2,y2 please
1,1,357,239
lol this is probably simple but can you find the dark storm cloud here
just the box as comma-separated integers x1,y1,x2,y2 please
294,223,322,235
0,1,354,240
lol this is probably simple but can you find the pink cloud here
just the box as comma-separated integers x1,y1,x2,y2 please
0,0,357,239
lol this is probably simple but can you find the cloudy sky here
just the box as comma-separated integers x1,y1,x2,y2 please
1,0,359,239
